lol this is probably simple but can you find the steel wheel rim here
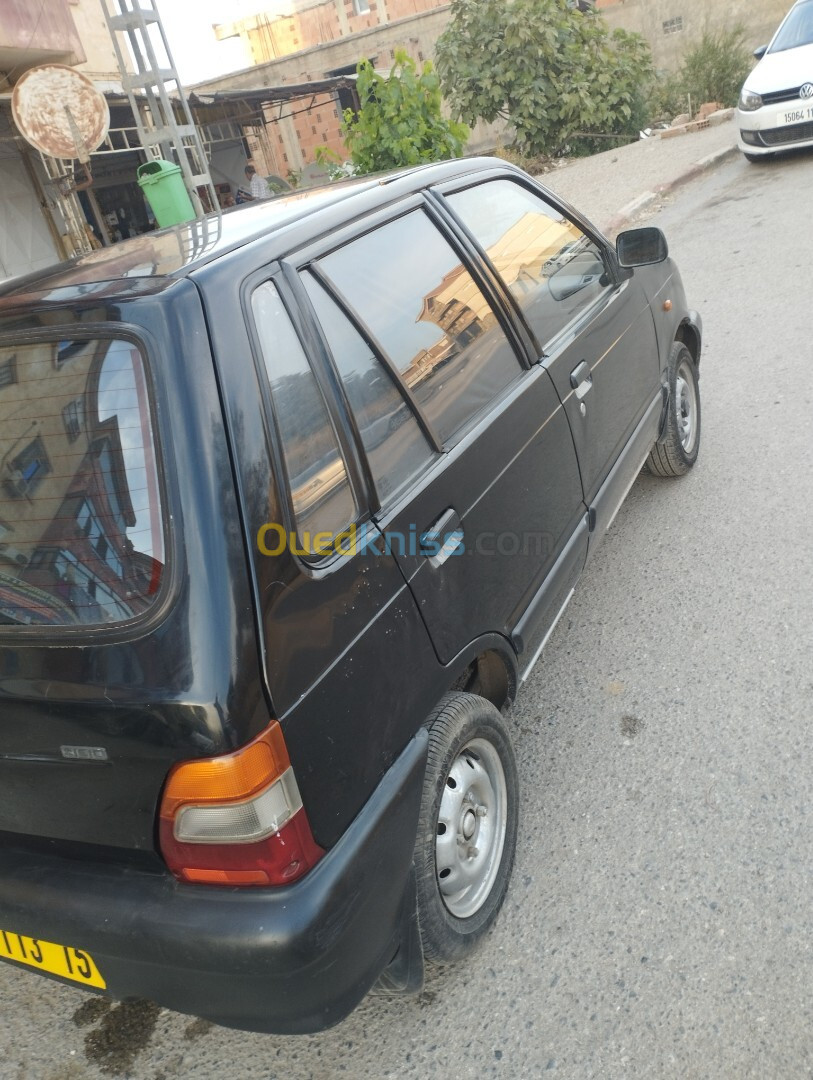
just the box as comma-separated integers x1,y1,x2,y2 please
435,737,507,919
675,359,698,454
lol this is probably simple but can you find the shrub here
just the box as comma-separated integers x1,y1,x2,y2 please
648,26,754,122
339,51,468,175
679,27,753,109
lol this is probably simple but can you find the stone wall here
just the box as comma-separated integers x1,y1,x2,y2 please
598,0,791,71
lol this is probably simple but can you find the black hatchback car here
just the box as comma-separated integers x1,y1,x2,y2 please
0,158,701,1034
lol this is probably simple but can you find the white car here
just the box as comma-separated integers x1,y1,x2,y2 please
737,0,813,161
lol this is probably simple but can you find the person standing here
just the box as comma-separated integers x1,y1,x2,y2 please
244,165,272,201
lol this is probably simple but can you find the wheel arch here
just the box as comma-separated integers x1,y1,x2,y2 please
675,314,702,368
443,635,518,711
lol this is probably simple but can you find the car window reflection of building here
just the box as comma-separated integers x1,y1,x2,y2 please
0,339,162,625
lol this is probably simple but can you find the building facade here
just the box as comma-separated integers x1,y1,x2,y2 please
214,0,450,64
196,3,506,182
596,0,791,70
199,0,790,181
0,0,134,281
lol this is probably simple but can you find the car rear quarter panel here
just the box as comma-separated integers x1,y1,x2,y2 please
0,281,269,854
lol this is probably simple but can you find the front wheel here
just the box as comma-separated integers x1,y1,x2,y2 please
413,692,519,965
647,341,701,477
744,151,775,163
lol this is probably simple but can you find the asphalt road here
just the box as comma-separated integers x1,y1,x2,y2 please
2,148,813,1080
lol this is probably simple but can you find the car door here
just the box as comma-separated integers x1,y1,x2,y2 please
197,259,443,845
299,199,587,671
441,173,662,524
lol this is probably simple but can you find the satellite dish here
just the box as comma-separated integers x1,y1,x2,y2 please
11,64,110,161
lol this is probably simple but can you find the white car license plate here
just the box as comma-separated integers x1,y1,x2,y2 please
779,105,813,125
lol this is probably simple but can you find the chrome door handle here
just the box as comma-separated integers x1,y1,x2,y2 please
421,508,464,568
570,360,593,400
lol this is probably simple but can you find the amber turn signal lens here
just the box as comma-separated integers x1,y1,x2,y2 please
157,721,324,887
160,722,290,818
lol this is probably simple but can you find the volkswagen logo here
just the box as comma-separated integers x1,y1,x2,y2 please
801,83,813,99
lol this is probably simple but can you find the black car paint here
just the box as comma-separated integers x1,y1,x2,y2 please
0,283,268,853
0,158,701,1031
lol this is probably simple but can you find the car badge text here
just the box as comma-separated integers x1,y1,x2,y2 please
60,745,109,761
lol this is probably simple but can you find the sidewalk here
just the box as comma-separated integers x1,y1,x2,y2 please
536,117,738,235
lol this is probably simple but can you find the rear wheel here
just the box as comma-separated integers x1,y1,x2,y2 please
413,692,519,964
647,341,701,477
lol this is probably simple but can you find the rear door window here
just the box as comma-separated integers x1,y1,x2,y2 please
0,337,165,627
316,209,523,447
252,280,357,554
446,179,610,351
301,273,438,505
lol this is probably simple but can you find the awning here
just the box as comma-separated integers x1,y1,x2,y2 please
188,75,357,108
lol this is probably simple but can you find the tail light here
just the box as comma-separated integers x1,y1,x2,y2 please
158,721,324,886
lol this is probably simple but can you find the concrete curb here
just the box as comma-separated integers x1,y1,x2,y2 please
603,143,739,235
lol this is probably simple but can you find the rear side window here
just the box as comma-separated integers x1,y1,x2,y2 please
302,273,437,504
317,209,523,447
252,281,357,554
0,338,165,627
446,179,609,350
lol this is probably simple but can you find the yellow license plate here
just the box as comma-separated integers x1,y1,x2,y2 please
0,929,105,989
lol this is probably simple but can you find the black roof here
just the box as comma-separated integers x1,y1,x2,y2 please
0,159,502,309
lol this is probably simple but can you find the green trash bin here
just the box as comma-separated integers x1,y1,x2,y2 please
137,159,195,228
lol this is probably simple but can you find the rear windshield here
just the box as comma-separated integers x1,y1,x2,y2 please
770,1,813,51
0,337,165,628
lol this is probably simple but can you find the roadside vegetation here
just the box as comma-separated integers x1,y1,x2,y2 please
317,50,468,177
648,27,754,122
315,6,754,180
434,0,652,158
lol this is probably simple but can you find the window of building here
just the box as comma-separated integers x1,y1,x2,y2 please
55,340,88,368
62,397,85,442
352,0,371,15
317,210,524,448
446,179,610,351
663,16,684,35
252,280,357,555
4,437,51,498
0,356,16,388
302,273,437,505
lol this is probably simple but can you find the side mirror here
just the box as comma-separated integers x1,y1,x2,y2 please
616,227,669,268
753,44,768,60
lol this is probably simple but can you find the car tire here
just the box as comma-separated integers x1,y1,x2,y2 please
413,692,519,965
744,152,775,163
647,341,701,477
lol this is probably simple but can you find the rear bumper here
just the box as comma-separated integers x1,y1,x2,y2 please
0,730,428,1034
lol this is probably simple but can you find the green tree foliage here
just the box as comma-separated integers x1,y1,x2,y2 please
435,0,653,157
340,51,469,174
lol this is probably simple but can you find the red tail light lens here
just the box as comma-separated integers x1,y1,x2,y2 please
158,722,323,886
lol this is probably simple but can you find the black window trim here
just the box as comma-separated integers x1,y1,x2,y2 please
0,322,177,642
280,261,382,515
293,262,444,514
431,169,624,362
422,188,539,371
242,265,369,571
298,200,528,454
305,261,444,457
